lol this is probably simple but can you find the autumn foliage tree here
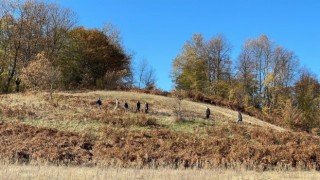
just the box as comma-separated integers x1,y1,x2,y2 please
171,34,320,132
235,35,299,111
0,1,131,92
172,34,232,97
293,71,320,132
0,0,75,93
21,53,61,99
59,27,132,89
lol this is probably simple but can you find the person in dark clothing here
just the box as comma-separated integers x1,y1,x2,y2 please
96,97,102,109
238,111,243,123
206,107,211,119
15,78,21,92
145,102,149,114
124,101,129,111
136,101,141,112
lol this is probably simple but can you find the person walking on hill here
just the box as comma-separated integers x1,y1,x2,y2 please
206,106,211,119
124,101,129,112
96,97,102,109
136,101,141,113
145,102,149,114
15,78,21,92
237,111,243,123
114,98,119,111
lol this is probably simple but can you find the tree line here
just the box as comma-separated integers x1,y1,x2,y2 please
172,34,320,133
0,0,133,93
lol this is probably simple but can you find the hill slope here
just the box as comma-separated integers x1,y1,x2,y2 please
73,91,286,131
0,91,319,170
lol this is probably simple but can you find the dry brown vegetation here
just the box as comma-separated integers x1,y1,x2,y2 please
0,91,319,171
1,164,320,180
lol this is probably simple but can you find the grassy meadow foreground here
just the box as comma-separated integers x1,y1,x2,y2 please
1,164,320,180
1,90,320,178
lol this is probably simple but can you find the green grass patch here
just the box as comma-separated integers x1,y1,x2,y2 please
156,116,214,134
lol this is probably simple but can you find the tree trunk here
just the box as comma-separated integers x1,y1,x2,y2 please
3,48,19,93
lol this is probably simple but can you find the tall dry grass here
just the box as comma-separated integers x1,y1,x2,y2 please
0,163,319,180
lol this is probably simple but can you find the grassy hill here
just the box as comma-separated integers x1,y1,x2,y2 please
0,91,319,170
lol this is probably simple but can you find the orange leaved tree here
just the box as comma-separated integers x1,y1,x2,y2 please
21,53,61,99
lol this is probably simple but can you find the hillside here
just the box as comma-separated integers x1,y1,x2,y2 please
0,91,319,170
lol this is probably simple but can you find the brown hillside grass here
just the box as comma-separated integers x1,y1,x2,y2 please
0,122,94,165
0,91,318,171
1,121,320,170
1,164,320,179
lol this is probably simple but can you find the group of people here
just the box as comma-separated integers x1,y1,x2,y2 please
97,97,243,122
205,106,243,123
96,97,149,113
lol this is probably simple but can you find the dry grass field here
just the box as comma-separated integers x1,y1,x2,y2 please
0,90,284,132
0,90,320,179
0,164,320,180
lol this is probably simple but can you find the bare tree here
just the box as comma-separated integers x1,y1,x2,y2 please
137,58,148,89
237,35,299,109
102,22,122,49
236,45,257,105
205,34,232,94
272,46,299,88
143,66,156,89
136,58,157,89
172,90,185,122
44,3,76,62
